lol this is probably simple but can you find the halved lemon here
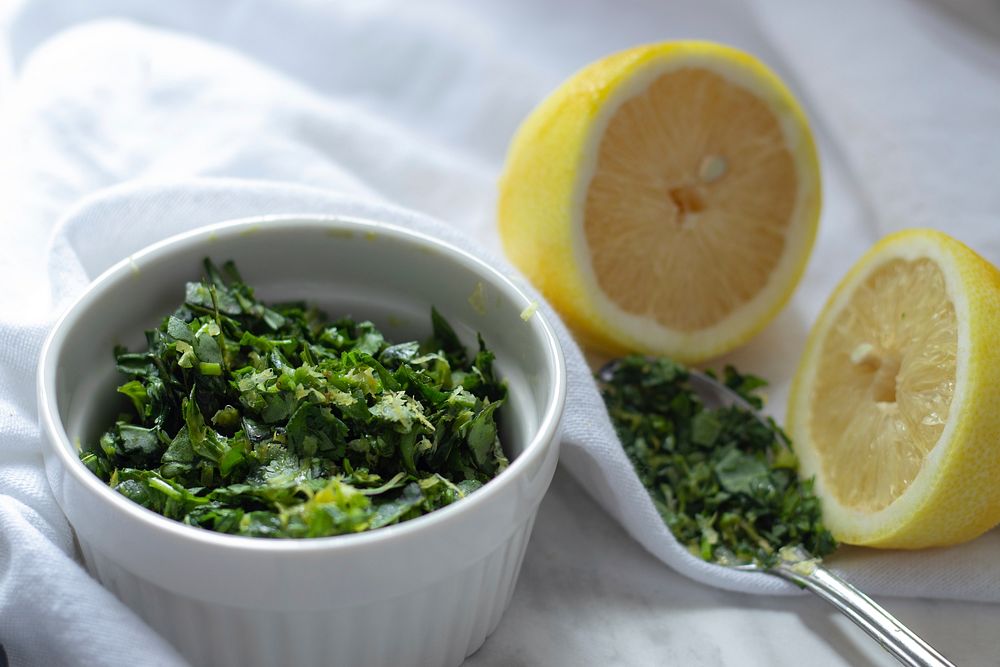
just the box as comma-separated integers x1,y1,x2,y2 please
788,229,1000,548
498,41,821,363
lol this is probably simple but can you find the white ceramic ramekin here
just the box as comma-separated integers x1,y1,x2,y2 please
38,215,566,667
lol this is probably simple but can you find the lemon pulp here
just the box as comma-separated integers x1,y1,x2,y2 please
584,67,797,332
810,258,957,512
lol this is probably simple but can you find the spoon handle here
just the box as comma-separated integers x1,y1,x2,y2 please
769,559,954,667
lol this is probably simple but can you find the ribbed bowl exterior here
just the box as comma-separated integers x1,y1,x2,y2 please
79,512,536,667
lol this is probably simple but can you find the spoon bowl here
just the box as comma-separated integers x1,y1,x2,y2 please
598,358,954,667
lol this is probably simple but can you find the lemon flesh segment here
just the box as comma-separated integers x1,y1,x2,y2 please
497,41,821,364
789,229,1000,548
810,258,957,513
585,67,797,333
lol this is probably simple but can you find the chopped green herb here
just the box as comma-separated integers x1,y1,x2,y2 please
81,259,508,538
599,356,836,568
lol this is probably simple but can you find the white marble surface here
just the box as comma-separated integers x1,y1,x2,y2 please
468,468,999,666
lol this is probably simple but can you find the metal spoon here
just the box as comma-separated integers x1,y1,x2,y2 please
599,360,954,667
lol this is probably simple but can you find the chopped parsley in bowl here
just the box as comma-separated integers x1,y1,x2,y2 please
83,259,509,539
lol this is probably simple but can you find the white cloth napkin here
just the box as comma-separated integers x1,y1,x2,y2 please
3,0,1000,664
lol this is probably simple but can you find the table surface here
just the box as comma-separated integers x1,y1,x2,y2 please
466,468,1000,666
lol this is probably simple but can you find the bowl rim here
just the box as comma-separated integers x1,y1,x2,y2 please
38,213,567,554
